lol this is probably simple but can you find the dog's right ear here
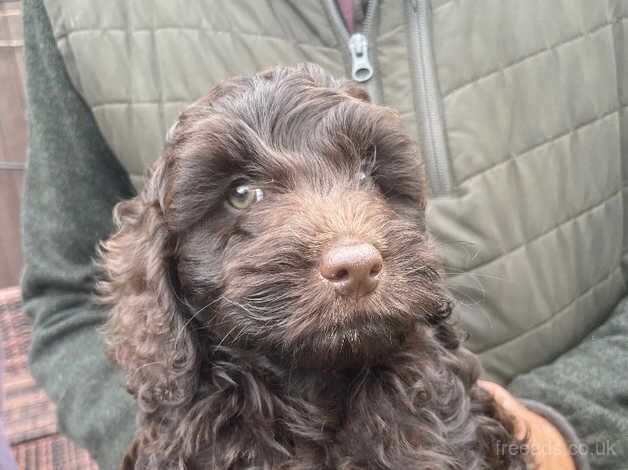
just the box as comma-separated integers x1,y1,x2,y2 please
97,155,199,412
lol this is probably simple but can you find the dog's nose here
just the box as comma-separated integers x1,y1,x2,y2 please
319,240,383,297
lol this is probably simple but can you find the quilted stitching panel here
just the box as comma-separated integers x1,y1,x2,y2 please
429,0,626,380
433,0,614,96
91,104,165,177
451,190,623,349
479,264,625,381
43,0,346,187
446,24,618,184
377,3,421,146
433,113,622,271
47,0,338,47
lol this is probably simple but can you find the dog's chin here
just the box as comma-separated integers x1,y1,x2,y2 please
210,290,427,369
277,309,419,369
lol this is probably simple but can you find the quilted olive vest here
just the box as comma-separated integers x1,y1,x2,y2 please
42,0,628,383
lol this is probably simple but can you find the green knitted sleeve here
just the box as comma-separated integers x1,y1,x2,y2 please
20,1,136,468
509,297,628,469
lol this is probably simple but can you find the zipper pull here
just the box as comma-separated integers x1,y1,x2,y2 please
348,33,373,83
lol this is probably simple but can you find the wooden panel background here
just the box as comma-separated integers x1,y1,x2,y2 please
0,1,26,289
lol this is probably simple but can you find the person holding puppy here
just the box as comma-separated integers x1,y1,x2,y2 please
20,0,625,468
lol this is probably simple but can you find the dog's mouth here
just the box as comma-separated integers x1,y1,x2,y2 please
210,282,422,365
282,305,417,368
318,298,414,330
209,249,446,367
255,283,432,367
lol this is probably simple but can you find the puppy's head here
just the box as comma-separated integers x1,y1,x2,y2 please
101,64,449,387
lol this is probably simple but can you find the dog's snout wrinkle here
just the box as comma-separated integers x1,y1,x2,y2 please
319,239,382,298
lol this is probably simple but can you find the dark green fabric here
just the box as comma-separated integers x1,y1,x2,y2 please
509,297,628,469
19,1,628,469
20,0,136,468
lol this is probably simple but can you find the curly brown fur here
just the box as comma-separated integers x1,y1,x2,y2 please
98,64,529,469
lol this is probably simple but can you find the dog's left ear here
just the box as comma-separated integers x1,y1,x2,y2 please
97,154,199,412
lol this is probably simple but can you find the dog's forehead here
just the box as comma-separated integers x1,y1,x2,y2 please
196,93,370,177
171,71,418,192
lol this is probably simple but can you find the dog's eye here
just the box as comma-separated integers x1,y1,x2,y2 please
227,179,263,210
358,145,376,182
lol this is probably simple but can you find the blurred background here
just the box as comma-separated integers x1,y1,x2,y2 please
0,0,24,289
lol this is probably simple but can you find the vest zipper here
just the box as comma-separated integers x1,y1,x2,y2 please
348,33,373,82
325,0,380,101
407,0,453,196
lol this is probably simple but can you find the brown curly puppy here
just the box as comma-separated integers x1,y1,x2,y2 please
98,64,528,469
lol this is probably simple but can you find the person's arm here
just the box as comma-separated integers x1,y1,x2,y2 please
507,296,628,469
21,1,136,468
